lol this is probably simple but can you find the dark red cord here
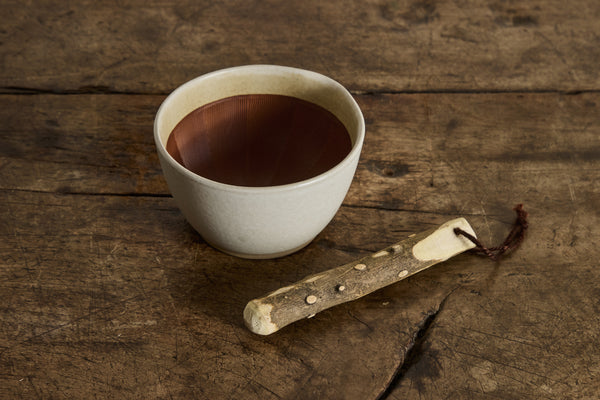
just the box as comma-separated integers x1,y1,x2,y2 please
454,204,528,261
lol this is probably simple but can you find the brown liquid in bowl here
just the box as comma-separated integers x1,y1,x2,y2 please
166,94,352,187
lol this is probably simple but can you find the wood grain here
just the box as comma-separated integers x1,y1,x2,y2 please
1,91,598,398
386,273,600,399
1,0,599,93
0,94,166,195
2,92,598,211
0,190,470,399
2,0,600,398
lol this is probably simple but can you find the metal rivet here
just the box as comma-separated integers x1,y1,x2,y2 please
336,285,346,292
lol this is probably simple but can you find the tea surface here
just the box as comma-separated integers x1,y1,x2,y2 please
166,94,352,186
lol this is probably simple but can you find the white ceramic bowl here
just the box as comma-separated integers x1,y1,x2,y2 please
154,65,365,258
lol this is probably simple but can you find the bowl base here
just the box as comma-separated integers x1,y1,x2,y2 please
209,240,313,259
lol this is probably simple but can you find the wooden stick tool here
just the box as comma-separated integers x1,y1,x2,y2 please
244,218,477,335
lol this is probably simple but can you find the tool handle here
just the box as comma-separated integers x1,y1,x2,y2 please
244,218,477,335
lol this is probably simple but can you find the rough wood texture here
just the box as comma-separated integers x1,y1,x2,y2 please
2,0,599,93
1,0,600,399
245,218,476,335
1,90,599,398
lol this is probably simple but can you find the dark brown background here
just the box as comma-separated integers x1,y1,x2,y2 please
1,1,599,399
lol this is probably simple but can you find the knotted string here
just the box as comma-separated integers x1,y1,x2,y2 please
454,204,528,261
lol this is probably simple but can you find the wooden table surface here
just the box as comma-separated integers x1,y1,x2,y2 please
2,1,599,399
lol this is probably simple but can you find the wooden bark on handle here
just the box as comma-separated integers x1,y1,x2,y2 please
244,218,477,335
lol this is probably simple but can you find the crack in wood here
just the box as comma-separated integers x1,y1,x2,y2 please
351,88,600,95
1,187,171,198
341,203,502,218
0,86,163,96
3,86,600,97
376,290,456,400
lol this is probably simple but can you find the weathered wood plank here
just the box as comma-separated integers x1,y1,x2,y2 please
351,92,600,216
1,88,598,396
0,190,475,399
1,0,599,93
3,0,600,398
1,92,597,220
385,262,600,399
0,94,166,195
1,176,598,398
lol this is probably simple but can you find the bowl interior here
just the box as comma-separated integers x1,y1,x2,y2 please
166,94,352,187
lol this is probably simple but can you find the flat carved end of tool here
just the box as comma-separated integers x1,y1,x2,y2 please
244,299,279,335
412,218,477,262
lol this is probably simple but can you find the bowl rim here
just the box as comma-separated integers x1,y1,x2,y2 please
154,64,365,194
